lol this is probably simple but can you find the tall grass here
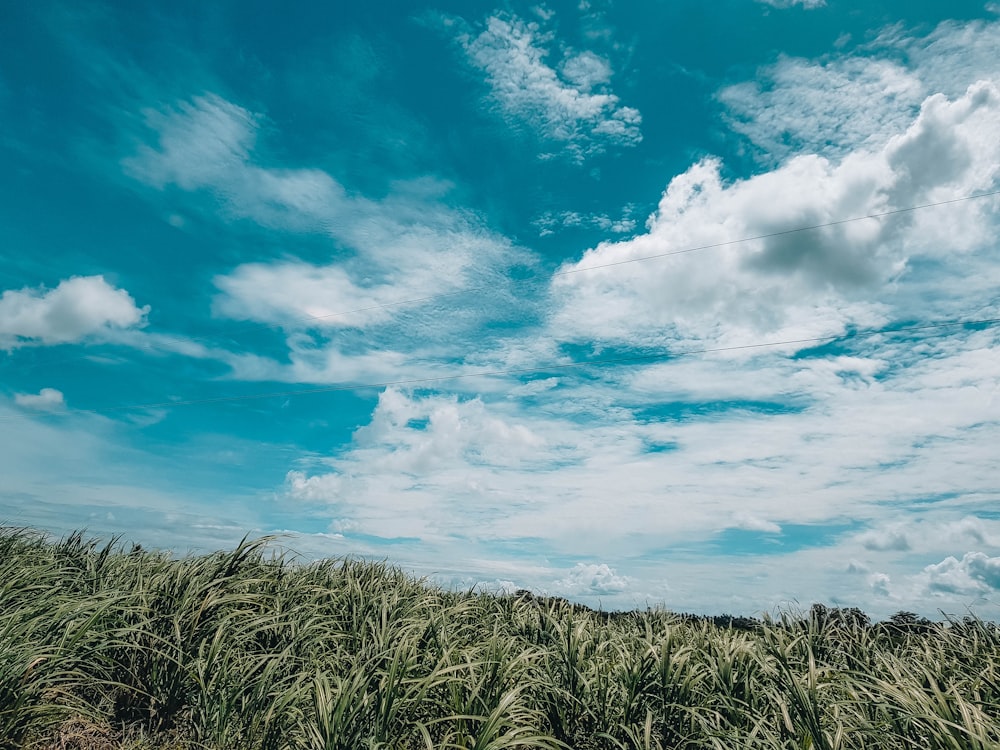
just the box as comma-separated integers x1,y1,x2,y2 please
1,527,998,749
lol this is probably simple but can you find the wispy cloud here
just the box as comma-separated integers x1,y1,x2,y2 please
123,92,535,383
719,17,1000,162
269,16,1000,616
452,12,641,161
720,58,922,162
757,0,826,8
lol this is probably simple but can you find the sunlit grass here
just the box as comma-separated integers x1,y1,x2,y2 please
2,527,998,749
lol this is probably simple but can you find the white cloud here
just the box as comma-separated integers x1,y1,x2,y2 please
733,513,782,534
548,81,1000,351
13,388,65,410
534,206,638,237
560,50,613,91
899,19,1000,105
854,517,995,556
555,562,629,595
286,389,559,532
123,93,532,384
0,275,149,350
454,12,641,160
124,95,529,344
757,0,826,9
265,19,1000,618
920,552,1000,595
102,18,1000,621
720,58,922,161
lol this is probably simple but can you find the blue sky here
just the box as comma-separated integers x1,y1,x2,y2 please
3,0,1000,619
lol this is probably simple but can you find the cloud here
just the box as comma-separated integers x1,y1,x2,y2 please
274,308,1000,617
351,388,549,474
123,94,258,191
124,94,355,236
555,562,630,595
720,58,922,162
248,16,1000,618
453,12,641,160
859,528,911,552
720,17,1000,162
13,388,65,410
123,93,533,383
733,513,782,534
757,0,826,8
534,206,638,237
560,50,612,91
921,552,1000,595
126,97,524,302
284,386,670,544
869,572,892,598
548,81,1000,351
854,517,994,556
0,275,149,350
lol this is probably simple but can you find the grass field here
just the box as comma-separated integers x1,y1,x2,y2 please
2,527,998,749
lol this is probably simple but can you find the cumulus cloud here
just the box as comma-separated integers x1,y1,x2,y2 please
453,12,641,160
548,81,1000,351
350,387,549,474
0,275,149,350
284,386,675,544
921,552,1000,595
555,562,629,595
13,388,65,410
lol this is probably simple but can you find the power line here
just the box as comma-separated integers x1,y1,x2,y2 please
7,315,999,421
556,190,1000,275
4,188,999,374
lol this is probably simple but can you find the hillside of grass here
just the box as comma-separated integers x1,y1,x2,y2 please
2,528,998,749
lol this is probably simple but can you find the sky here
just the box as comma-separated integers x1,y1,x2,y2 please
2,0,1000,620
